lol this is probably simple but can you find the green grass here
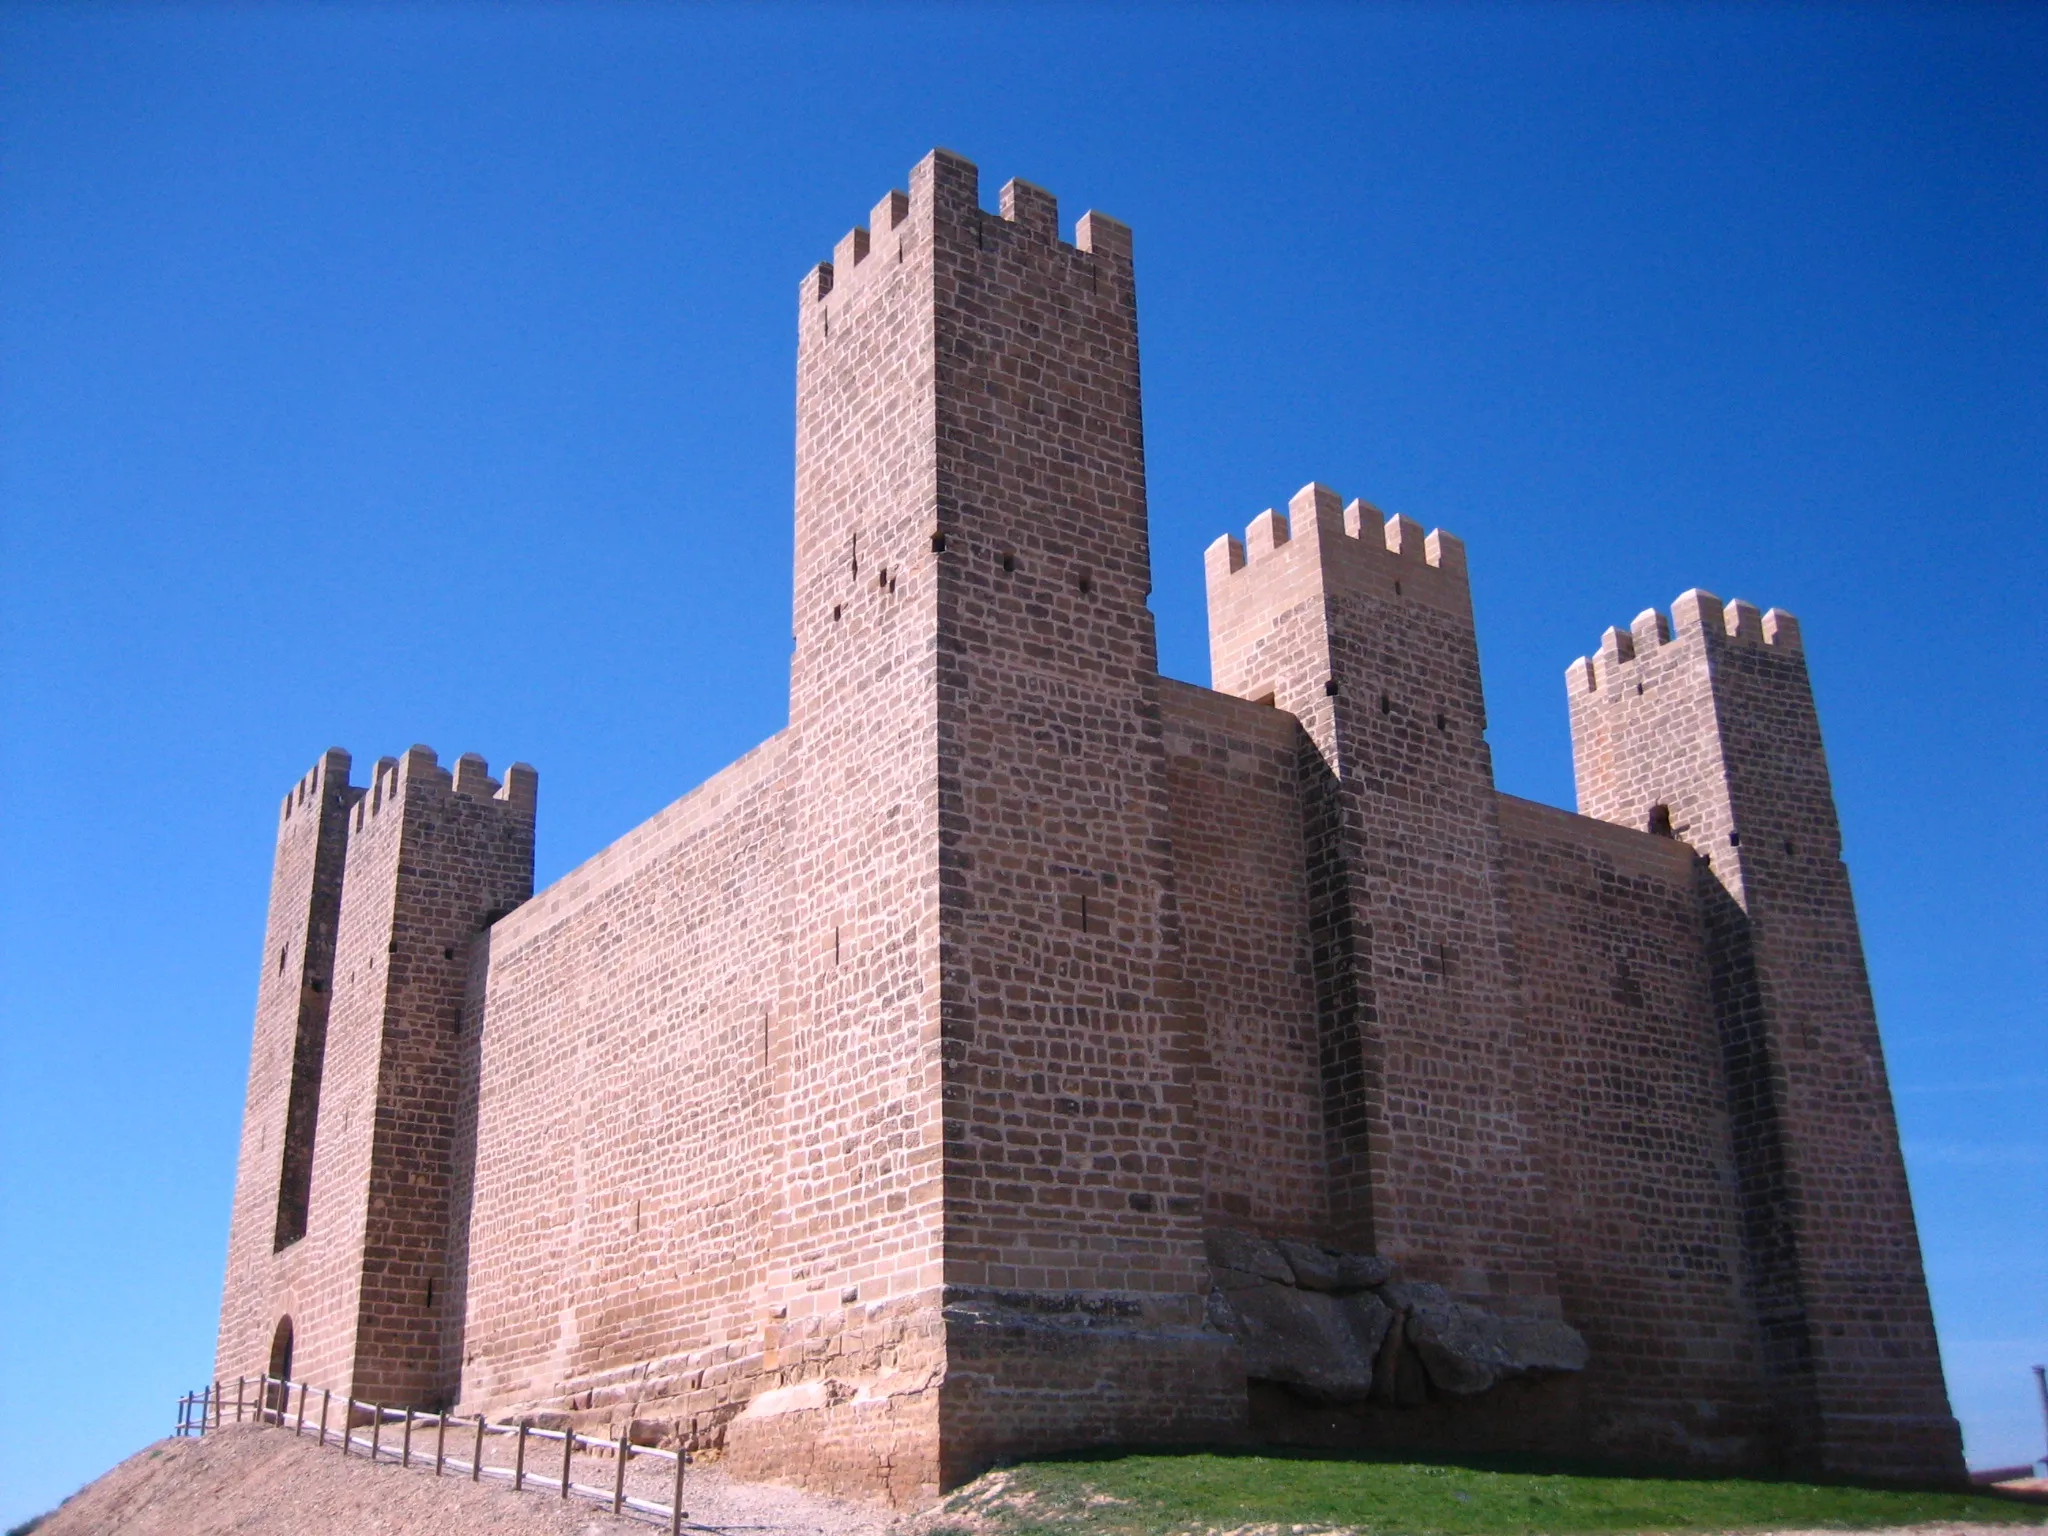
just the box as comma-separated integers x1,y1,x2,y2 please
933,1449,2046,1536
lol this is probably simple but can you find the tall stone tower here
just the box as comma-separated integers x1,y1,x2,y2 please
217,748,535,1407
779,148,1238,1487
1203,485,1556,1313
1568,592,1961,1479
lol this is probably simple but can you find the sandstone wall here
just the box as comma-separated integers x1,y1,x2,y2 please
447,737,795,1446
217,748,535,1408
1203,485,1556,1310
216,750,357,1388
1158,678,1325,1236
1569,594,1961,1479
1496,793,1769,1465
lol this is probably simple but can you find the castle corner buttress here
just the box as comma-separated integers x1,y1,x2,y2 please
216,150,1965,1501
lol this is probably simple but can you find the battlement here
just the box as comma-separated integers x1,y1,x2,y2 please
801,149,1132,305
1204,482,1469,622
349,745,537,832
278,747,356,825
1567,589,1803,697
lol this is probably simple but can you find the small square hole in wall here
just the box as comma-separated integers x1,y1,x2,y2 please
1059,878,1107,936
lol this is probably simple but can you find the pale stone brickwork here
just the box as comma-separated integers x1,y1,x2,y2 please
217,150,1962,1502
1204,485,1557,1311
1568,595,1958,1476
220,748,535,1406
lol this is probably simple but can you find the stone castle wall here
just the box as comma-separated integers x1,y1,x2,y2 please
216,150,1962,1503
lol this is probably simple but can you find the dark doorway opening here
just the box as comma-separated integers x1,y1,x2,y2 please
266,1316,294,1419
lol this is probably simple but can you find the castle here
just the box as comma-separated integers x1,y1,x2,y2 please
216,150,1963,1504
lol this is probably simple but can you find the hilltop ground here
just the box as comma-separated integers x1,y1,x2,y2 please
15,1421,2045,1536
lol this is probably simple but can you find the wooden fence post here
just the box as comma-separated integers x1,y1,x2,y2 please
613,1430,629,1514
370,1405,383,1463
402,1406,414,1468
434,1409,447,1475
472,1414,485,1481
294,1381,305,1436
513,1418,528,1491
560,1424,575,1498
670,1445,686,1536
319,1389,331,1448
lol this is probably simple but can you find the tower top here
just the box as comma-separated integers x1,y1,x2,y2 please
1567,588,1802,698
799,149,1131,307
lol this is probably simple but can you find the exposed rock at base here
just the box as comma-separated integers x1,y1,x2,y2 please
1202,1228,1587,1408
1502,1315,1593,1374
1275,1238,1341,1292
1205,1279,1392,1403
1204,1227,1296,1285
1386,1280,1593,1395
1335,1251,1395,1289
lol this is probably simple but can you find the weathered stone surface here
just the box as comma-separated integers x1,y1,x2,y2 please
1379,1280,1452,1312
1337,1291,1395,1360
1335,1252,1396,1290
1402,1297,1511,1395
1208,1280,1378,1404
1501,1316,1592,1374
1370,1309,1431,1407
1204,1228,1294,1285
1382,1282,1591,1396
1275,1238,1341,1292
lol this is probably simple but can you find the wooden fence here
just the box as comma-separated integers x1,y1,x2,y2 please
175,1375,689,1532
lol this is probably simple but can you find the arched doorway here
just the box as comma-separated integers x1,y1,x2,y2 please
266,1316,294,1421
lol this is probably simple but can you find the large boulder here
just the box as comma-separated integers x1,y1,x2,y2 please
1200,1227,1586,1407
1335,1251,1395,1289
1274,1238,1341,1292
1203,1228,1294,1285
1208,1279,1390,1403
1500,1315,1592,1374
1398,1291,1511,1394
1383,1281,1590,1395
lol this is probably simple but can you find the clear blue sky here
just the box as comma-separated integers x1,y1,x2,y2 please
2,2,2042,1521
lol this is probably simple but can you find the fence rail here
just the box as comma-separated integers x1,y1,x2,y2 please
175,1375,689,1531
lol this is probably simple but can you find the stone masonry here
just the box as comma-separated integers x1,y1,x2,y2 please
217,150,1964,1503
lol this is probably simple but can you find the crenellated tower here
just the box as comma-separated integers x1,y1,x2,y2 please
218,750,361,1385
1568,592,1961,1478
216,746,535,1410
770,149,1237,1491
1204,483,1557,1313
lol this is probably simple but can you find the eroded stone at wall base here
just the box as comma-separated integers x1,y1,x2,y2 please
723,1374,945,1508
1807,1412,1969,1488
935,1287,1248,1492
1204,1230,1588,1408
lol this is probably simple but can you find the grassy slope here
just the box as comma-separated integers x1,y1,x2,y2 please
935,1452,2048,1536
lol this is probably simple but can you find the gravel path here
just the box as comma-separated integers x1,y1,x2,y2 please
30,1421,908,1536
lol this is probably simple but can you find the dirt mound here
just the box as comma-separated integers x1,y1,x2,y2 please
26,1422,903,1536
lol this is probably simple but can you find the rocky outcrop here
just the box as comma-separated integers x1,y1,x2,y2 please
1203,1230,1588,1407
